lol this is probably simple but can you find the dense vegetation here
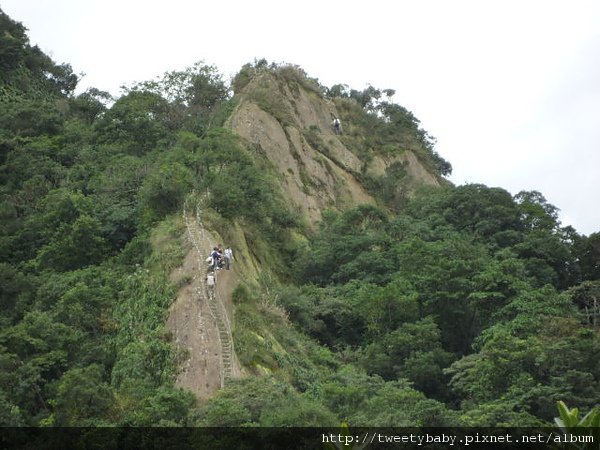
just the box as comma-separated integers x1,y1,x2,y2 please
1,10,598,427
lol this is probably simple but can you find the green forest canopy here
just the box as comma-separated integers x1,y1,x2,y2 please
1,10,599,428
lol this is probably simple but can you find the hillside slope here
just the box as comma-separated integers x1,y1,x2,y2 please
164,66,454,403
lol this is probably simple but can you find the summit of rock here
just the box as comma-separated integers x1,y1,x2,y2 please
226,65,443,225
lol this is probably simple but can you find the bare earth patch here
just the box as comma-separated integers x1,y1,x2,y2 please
166,214,241,402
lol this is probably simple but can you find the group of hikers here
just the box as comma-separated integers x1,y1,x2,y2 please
205,245,233,289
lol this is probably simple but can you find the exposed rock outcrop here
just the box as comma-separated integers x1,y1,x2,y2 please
227,70,440,225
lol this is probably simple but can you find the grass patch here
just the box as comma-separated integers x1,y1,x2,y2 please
302,125,331,157
247,77,295,127
147,215,186,275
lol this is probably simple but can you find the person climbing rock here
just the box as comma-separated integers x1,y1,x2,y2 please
224,246,233,270
332,116,341,135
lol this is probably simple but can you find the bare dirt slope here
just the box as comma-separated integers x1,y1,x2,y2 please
166,207,242,402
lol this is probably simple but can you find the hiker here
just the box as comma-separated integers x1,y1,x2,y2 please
210,247,221,270
206,270,216,290
224,246,233,270
332,116,341,135
217,244,225,269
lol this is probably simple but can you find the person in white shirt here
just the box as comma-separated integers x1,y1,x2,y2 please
206,271,216,289
224,247,233,270
332,117,341,135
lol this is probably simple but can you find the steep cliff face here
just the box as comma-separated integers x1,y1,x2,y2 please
226,69,441,225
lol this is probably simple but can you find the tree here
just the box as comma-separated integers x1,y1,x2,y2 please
36,215,110,271
0,12,27,75
319,367,457,426
360,316,449,381
196,376,336,426
0,310,83,423
577,232,600,281
69,88,112,125
514,190,560,231
94,90,171,153
48,365,113,426
446,286,599,421
0,264,34,325
406,184,522,247
566,281,600,328
127,62,230,134
138,162,194,223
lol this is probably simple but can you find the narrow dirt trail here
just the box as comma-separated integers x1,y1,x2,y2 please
166,200,241,401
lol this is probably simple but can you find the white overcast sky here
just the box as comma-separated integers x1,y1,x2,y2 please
3,0,599,235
